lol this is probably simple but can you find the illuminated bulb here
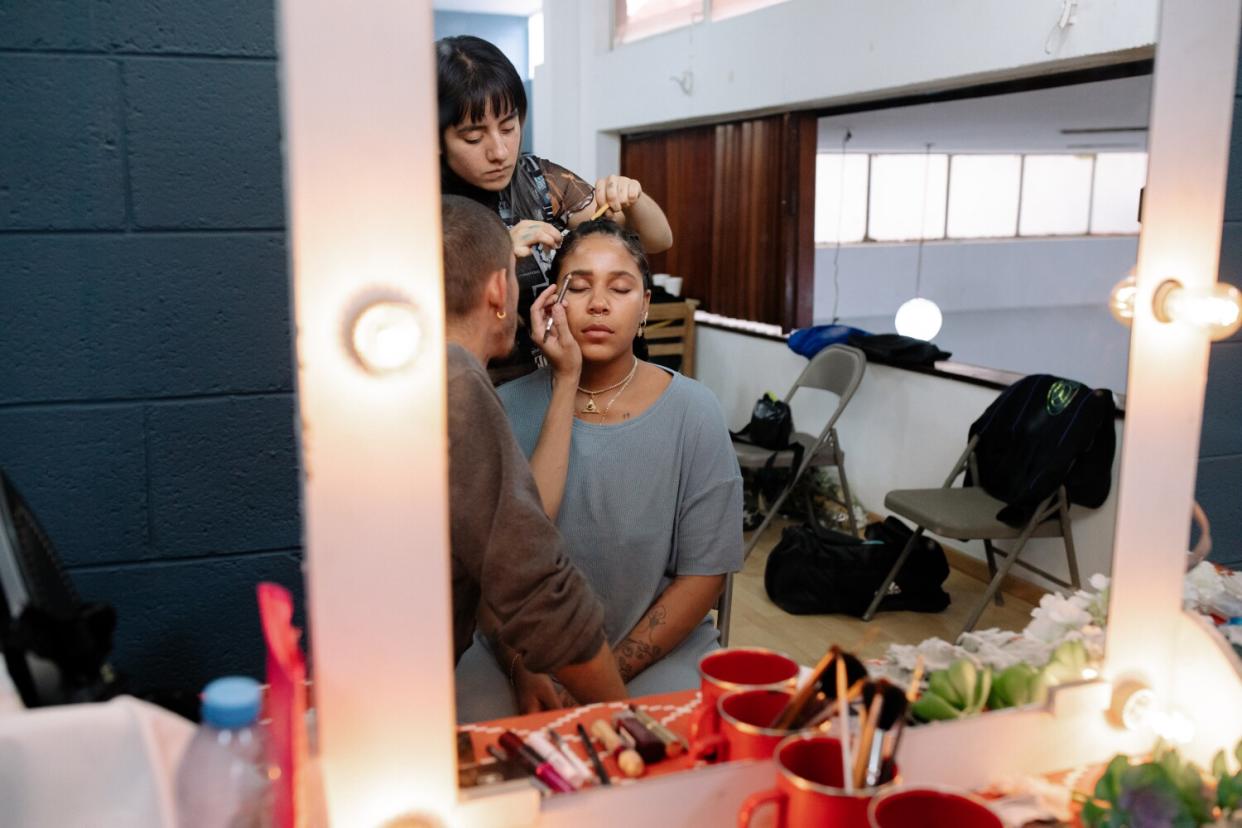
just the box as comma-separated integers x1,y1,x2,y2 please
1153,279,1242,340
351,301,422,374
1081,667,1099,681
894,297,943,341
1108,273,1138,327
1119,686,1156,731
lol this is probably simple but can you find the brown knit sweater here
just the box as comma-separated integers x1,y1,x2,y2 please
447,344,606,674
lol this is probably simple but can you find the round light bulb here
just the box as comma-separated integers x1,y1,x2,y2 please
1154,279,1242,340
894,297,943,341
1108,273,1138,327
1119,686,1156,731
351,301,422,374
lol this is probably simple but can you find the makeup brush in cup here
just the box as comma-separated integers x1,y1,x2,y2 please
806,677,866,731
886,655,926,763
857,681,908,788
770,647,867,730
836,656,855,793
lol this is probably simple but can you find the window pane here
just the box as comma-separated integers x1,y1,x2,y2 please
711,0,792,22
1019,155,1093,236
615,0,701,44
867,154,948,241
814,154,868,244
1091,152,1148,234
947,155,1021,238
527,12,544,76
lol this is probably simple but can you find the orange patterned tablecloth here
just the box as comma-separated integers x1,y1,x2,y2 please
459,689,704,785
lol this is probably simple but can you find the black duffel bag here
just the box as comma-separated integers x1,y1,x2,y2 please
763,517,950,617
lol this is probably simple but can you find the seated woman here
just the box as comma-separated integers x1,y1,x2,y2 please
454,221,742,721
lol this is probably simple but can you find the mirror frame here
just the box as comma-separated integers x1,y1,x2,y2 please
277,0,1242,824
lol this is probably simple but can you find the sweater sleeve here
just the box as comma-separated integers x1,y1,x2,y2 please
448,365,606,674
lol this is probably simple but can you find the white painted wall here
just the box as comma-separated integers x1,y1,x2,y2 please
815,235,1139,318
696,325,1122,590
535,0,1158,179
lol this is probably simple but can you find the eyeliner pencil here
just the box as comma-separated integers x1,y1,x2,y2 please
576,722,611,786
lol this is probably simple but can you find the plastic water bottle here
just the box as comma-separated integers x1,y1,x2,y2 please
176,676,271,828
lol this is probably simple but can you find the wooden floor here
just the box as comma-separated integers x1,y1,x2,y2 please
726,520,1039,664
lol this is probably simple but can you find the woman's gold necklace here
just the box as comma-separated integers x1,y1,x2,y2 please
578,357,638,417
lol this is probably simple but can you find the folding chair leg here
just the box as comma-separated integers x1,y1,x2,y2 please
961,528,1038,635
863,527,925,621
835,442,859,537
983,540,1005,607
742,460,810,559
1057,488,1081,590
715,573,734,647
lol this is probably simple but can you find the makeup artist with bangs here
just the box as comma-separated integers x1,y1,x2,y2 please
441,195,627,711
436,35,673,379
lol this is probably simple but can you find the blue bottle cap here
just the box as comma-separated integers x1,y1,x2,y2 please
200,676,262,729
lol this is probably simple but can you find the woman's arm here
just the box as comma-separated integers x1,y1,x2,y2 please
613,574,725,683
525,286,580,520
568,175,674,254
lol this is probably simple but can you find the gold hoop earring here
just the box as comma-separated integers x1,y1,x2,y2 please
496,310,507,320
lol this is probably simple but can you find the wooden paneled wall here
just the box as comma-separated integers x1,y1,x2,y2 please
622,112,816,330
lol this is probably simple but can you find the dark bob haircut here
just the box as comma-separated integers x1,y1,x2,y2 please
436,36,527,137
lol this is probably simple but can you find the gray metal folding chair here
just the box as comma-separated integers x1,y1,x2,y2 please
735,344,867,559
861,435,1082,636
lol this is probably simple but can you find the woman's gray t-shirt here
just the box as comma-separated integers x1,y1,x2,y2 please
497,366,744,655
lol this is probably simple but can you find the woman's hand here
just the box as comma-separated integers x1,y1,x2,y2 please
511,219,563,257
530,283,581,381
591,175,644,219
513,666,564,715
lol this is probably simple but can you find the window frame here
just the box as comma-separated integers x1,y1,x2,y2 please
813,150,1147,247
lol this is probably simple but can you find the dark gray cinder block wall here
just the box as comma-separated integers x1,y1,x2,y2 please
0,0,303,694
1200,30,1242,569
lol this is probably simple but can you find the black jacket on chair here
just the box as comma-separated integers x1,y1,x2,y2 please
968,374,1117,527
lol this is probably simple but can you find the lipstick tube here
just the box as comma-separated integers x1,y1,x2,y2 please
526,731,589,788
615,713,666,764
499,731,574,794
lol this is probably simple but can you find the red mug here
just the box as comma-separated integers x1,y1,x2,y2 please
689,648,800,742
867,786,1004,828
738,734,897,828
692,689,796,762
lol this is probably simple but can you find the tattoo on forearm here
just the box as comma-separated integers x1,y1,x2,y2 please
616,637,663,683
647,605,667,634
615,604,668,683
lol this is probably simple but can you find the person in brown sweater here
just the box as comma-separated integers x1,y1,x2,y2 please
441,195,627,712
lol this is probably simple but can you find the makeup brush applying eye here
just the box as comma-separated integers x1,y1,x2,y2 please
543,277,573,337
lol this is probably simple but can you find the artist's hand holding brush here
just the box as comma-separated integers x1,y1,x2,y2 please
575,174,674,253
524,283,582,522
530,283,581,379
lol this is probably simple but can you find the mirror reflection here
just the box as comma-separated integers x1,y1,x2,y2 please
435,4,1144,760
6,0,1207,807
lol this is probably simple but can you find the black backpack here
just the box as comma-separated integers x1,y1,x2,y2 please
763,517,950,617
0,470,120,707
